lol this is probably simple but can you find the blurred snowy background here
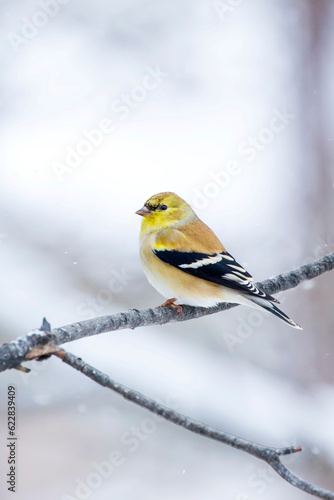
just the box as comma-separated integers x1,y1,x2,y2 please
1,0,334,498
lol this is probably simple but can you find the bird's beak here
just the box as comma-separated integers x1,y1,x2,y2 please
135,205,151,217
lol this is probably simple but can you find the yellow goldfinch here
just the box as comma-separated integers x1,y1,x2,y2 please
136,192,302,329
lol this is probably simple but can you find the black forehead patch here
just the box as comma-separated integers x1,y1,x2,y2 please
145,197,167,210
145,202,158,211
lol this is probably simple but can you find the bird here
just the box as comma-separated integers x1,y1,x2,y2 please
136,192,302,329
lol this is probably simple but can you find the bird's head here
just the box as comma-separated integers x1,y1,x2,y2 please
136,192,196,231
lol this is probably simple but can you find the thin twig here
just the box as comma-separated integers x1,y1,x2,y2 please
53,347,334,500
0,252,333,373
0,253,333,496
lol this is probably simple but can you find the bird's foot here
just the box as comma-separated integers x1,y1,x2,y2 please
159,298,183,318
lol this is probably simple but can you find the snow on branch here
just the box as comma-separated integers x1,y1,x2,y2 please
1,252,333,372
0,252,334,499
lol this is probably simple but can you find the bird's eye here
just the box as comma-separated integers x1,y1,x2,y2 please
160,204,168,211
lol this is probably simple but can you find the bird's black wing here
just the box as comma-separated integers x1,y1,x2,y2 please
153,249,278,302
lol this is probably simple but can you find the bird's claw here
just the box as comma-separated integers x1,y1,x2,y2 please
159,298,183,318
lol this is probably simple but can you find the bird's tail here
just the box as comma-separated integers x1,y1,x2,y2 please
246,296,302,330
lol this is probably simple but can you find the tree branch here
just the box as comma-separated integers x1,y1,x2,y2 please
1,252,334,498
52,347,334,500
1,252,333,373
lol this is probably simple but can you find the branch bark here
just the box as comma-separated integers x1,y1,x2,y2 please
52,347,334,500
1,251,333,373
1,252,334,499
